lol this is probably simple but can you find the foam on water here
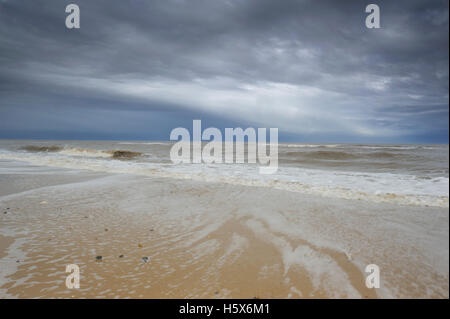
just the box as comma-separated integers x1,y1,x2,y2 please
58,147,113,158
0,147,448,208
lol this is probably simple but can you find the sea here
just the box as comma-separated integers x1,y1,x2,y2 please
0,140,448,208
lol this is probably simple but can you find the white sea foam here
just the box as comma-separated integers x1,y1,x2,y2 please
0,150,447,207
58,147,112,158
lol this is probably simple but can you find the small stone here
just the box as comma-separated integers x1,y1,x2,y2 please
6,208,10,210
95,255,102,261
16,260,20,263
119,254,124,258
138,243,143,248
149,229,154,232
3,212,6,214
104,228,108,232
214,291,219,295
142,257,149,263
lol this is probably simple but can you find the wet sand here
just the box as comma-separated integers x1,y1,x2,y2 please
0,235,14,259
0,171,448,298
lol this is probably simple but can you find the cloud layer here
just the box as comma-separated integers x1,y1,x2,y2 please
0,0,448,142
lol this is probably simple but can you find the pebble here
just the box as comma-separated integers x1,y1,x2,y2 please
119,254,124,258
95,255,102,261
142,257,149,263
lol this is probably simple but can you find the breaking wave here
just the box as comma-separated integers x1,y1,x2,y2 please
301,151,358,160
0,149,447,208
283,150,416,161
20,145,63,152
110,150,143,159
19,145,142,160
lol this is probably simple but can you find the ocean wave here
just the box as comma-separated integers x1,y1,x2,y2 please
356,145,440,150
0,151,447,208
117,142,170,145
110,150,143,159
367,151,406,159
281,144,444,151
19,145,142,160
282,144,341,148
20,145,63,152
58,147,112,158
281,150,419,161
301,151,358,160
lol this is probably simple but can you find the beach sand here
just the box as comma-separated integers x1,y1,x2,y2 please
0,169,448,298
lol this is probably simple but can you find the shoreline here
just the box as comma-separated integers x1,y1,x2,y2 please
0,165,448,298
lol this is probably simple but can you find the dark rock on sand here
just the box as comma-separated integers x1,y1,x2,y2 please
119,255,124,258
142,257,149,263
96,256,102,261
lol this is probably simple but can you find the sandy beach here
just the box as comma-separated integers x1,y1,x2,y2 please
1,0,448,304
0,160,448,298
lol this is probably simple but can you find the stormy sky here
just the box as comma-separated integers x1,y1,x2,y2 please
0,0,448,142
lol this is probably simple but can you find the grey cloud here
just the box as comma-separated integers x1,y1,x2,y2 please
0,0,448,142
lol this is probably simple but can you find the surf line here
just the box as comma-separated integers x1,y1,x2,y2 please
169,120,278,174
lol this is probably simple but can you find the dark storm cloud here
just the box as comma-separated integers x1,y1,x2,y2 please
0,0,448,141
